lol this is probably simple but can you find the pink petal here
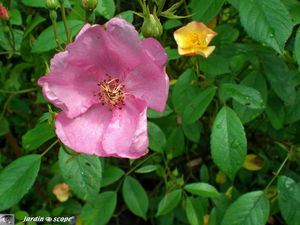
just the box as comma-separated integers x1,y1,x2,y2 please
106,18,142,70
75,23,91,40
123,56,169,112
66,25,125,79
38,60,99,119
142,38,168,68
102,96,148,159
48,51,68,74
55,104,112,156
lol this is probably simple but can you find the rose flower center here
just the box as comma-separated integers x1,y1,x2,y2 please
96,74,126,110
190,32,207,49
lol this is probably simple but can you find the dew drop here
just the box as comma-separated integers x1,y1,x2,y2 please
230,140,239,149
269,33,274,38
216,124,221,128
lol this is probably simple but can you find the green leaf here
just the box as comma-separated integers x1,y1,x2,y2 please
182,86,217,125
211,24,239,45
199,55,230,76
200,165,209,183
278,176,300,225
0,117,10,136
5,63,32,90
122,176,149,220
9,9,22,25
101,166,124,187
32,20,85,53
21,0,71,8
0,27,23,51
59,148,102,201
21,0,45,7
265,95,285,130
81,191,117,225
185,197,204,225
117,11,134,23
184,183,220,197
22,122,55,151
0,155,41,211
189,0,225,23
96,0,115,19
24,13,46,38
286,90,300,124
261,53,296,105
295,27,300,67
220,83,265,109
156,189,182,216
238,0,293,54
211,195,231,225
232,71,267,124
165,127,185,157
165,48,181,60
221,191,269,225
172,69,198,114
164,19,183,30
183,121,202,143
148,122,166,153
211,106,247,180
147,104,173,118
227,0,239,8
135,165,159,173
282,0,300,25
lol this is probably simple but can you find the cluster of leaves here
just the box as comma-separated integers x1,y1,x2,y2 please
0,0,300,225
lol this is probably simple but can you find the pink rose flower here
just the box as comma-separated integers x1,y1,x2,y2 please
38,18,169,159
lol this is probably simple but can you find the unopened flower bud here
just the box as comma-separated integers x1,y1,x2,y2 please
141,14,163,39
49,10,57,21
0,6,10,21
46,0,59,10
80,0,98,12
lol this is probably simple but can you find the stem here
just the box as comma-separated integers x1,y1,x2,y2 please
0,88,37,94
8,22,16,50
60,1,70,43
0,51,14,55
115,152,158,192
40,139,59,157
264,153,290,193
50,10,64,51
53,20,64,51
0,94,14,118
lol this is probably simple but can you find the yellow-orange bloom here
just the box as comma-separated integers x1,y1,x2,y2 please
52,183,70,202
174,21,217,57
